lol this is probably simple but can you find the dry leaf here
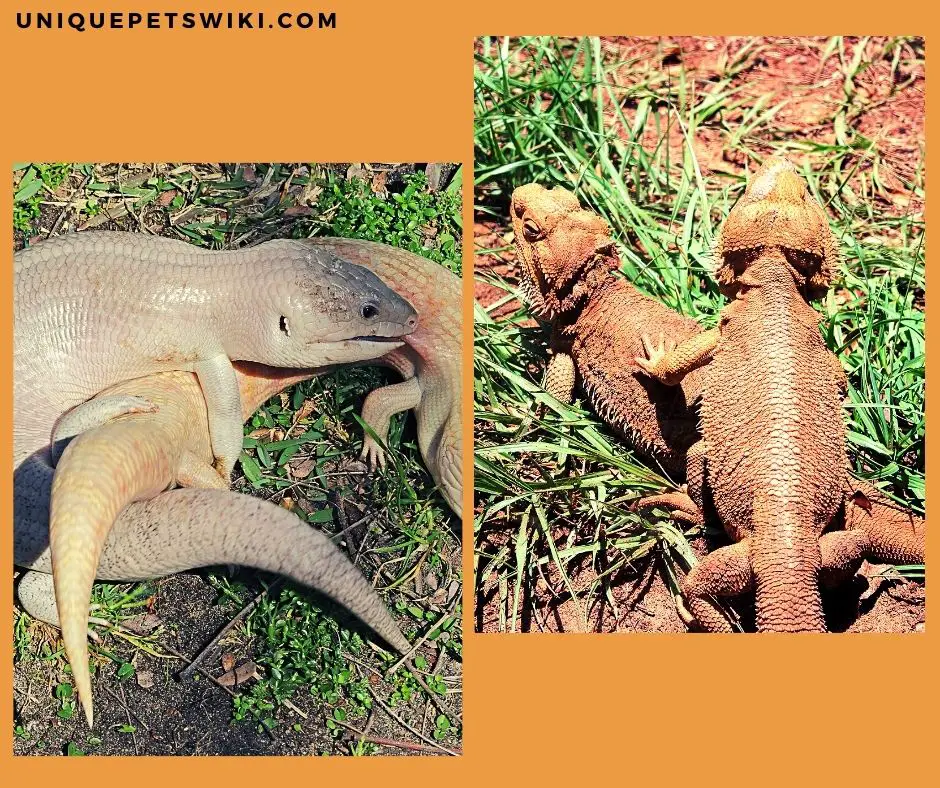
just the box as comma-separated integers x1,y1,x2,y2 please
121,613,162,635
371,170,388,195
295,496,317,515
217,661,259,688
295,399,317,422
302,182,322,206
425,162,445,191
347,163,368,182
289,456,317,480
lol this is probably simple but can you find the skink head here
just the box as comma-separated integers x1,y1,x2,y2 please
268,245,418,366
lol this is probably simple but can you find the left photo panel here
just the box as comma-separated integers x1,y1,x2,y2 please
13,162,463,756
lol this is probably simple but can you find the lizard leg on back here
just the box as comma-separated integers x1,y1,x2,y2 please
53,395,229,492
53,395,159,445
635,328,720,387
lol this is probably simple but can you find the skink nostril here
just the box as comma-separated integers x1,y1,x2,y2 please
407,316,417,328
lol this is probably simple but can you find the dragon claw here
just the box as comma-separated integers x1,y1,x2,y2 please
636,332,675,374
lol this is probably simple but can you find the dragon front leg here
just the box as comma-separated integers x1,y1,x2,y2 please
634,328,720,386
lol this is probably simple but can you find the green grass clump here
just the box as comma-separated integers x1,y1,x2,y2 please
317,170,463,272
13,162,74,233
473,37,924,632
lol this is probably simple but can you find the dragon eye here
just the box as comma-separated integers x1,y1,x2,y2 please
522,218,543,241
361,303,379,320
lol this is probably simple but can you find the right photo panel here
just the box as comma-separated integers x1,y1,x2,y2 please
473,36,925,634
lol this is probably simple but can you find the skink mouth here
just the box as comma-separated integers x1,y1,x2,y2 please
345,338,407,361
300,337,406,365
306,336,407,347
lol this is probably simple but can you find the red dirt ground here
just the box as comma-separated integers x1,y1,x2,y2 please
474,36,925,635
604,37,925,209
476,540,924,635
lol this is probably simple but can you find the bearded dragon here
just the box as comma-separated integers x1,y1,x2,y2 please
510,176,924,631
510,183,704,471
635,157,923,631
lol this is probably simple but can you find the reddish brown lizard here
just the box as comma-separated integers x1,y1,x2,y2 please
635,157,923,631
510,174,923,631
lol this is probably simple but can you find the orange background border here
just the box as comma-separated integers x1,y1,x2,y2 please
2,0,936,781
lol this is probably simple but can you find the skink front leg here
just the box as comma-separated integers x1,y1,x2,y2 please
193,354,243,480
360,377,422,469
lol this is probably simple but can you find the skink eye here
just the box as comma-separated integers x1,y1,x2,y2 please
361,303,379,320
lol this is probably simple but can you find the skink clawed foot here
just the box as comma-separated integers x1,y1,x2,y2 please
360,436,388,470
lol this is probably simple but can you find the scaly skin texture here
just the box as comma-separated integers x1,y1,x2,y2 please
14,231,417,475
834,476,925,568
714,157,839,301
510,184,704,470
301,239,463,516
691,251,846,631
17,363,411,728
636,157,923,632
512,178,924,630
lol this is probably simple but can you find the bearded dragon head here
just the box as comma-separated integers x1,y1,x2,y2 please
715,156,840,300
510,184,619,319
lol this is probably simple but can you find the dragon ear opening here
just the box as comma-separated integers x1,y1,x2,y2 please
713,241,762,298
713,225,840,302
786,245,839,301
